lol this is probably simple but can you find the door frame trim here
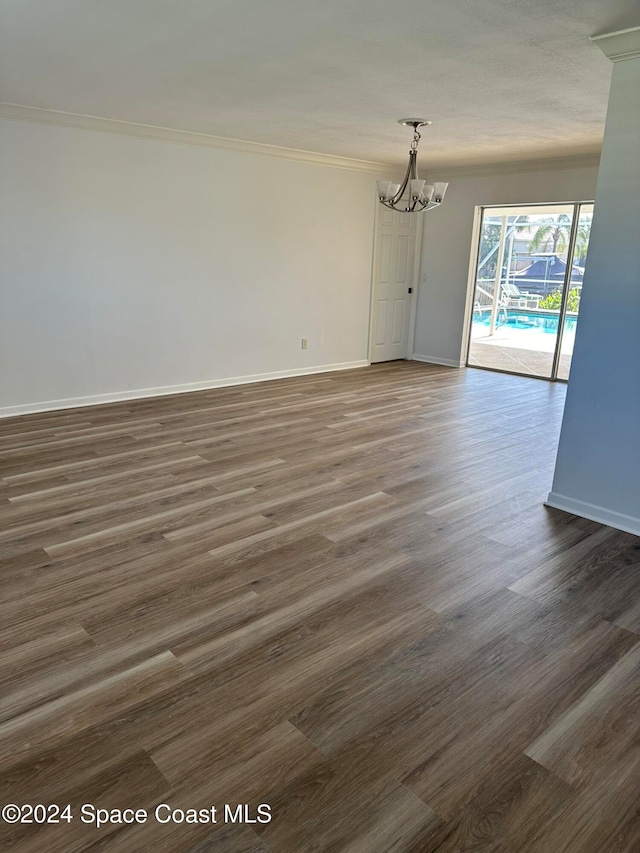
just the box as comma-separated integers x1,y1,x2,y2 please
460,205,484,365
406,214,424,358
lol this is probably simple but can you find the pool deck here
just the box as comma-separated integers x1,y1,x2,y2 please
469,317,574,379
468,341,572,378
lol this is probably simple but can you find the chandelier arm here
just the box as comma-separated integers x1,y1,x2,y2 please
380,198,441,213
389,151,414,206
408,148,423,211
409,195,420,212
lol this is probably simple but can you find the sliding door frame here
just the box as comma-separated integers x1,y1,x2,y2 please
464,200,594,383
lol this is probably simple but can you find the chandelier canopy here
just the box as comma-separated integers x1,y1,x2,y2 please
377,120,448,214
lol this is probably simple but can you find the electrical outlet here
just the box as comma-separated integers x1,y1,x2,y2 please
301,338,308,349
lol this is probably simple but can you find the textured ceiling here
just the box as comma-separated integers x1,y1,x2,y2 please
1,0,638,168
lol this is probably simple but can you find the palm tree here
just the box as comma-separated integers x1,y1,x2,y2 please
528,213,573,254
528,214,592,264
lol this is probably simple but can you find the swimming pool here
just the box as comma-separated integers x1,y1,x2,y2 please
473,309,577,334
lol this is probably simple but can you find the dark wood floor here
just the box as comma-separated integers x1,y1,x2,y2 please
1,362,639,852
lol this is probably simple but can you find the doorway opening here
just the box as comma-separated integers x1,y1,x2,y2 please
466,202,594,381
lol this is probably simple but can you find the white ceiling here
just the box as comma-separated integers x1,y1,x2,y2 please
1,0,638,168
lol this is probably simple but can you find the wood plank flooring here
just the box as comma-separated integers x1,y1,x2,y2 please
1,362,639,852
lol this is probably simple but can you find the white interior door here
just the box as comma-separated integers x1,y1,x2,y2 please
369,204,417,362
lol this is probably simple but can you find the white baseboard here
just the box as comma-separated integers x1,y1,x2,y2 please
545,491,640,537
0,360,370,419
411,354,464,368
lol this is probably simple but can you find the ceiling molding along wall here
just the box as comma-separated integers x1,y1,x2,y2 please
591,26,640,62
0,103,601,178
428,153,601,179
0,102,391,175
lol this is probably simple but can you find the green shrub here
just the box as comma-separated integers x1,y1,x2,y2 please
539,287,581,312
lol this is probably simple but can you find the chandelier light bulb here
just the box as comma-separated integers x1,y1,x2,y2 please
376,180,392,200
433,182,449,203
410,179,426,200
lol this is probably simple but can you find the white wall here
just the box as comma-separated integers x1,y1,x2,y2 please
412,160,599,366
0,118,381,415
548,50,640,535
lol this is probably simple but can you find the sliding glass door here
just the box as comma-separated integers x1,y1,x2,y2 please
466,202,593,381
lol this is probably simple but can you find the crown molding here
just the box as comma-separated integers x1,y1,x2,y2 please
0,102,602,179
0,102,392,175
428,152,601,179
591,26,640,63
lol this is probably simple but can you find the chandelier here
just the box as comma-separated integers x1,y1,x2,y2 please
377,120,448,213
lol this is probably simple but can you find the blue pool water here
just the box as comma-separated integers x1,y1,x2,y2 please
473,310,577,334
